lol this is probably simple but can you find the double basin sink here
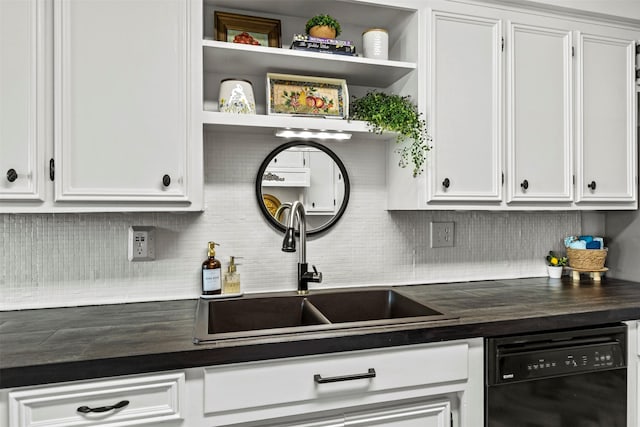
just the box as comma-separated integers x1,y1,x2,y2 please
193,288,453,343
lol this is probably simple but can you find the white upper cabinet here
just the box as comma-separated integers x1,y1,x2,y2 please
428,11,502,203
506,22,573,203
54,0,192,203
0,0,46,202
388,0,638,211
575,32,637,205
0,0,202,212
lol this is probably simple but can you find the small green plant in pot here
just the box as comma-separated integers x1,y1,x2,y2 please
305,14,341,39
350,91,431,177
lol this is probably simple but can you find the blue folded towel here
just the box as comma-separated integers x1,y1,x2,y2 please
568,240,587,249
579,235,594,243
586,241,601,249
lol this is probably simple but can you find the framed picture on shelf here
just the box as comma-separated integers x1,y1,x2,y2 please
267,73,349,118
214,11,281,48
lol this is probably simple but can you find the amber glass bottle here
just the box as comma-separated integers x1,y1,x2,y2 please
202,241,222,295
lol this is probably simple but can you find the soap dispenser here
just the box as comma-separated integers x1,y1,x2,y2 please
202,241,222,295
223,256,241,294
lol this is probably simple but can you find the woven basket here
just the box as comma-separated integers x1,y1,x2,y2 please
566,247,608,270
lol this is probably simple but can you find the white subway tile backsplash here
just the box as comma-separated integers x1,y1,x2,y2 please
1,133,581,310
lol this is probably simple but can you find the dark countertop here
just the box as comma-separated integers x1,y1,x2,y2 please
2,276,640,389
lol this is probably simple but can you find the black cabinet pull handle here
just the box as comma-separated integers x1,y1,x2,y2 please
162,174,171,187
77,400,129,414
442,178,450,188
49,159,55,181
587,181,597,190
314,368,376,384
6,169,17,182
520,179,529,190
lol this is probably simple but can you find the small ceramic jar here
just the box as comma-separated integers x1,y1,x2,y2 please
362,28,388,60
219,79,256,114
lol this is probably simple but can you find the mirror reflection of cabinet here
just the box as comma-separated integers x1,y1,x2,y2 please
257,142,350,235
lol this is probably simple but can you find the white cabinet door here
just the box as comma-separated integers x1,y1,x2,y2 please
345,399,451,427
8,372,185,427
0,0,46,202
428,10,502,202
54,0,190,202
575,33,637,205
305,150,336,214
506,22,573,203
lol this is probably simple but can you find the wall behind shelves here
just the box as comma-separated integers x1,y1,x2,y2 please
1,132,580,310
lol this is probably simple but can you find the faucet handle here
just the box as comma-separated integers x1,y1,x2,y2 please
310,265,323,283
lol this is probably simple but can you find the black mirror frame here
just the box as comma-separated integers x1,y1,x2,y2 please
256,141,350,236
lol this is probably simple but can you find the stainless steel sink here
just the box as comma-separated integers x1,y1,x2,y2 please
193,288,454,343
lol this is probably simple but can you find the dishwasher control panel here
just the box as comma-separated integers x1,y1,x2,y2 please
486,324,627,385
497,342,624,382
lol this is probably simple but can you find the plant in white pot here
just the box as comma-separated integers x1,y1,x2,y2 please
545,251,568,278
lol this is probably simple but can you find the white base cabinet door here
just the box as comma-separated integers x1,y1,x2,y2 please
188,338,483,427
5,372,185,427
345,399,451,427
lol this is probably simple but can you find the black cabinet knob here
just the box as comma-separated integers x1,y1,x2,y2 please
162,174,171,187
6,168,17,182
442,178,450,188
587,181,597,190
520,179,529,190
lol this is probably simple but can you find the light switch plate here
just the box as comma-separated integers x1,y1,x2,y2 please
430,222,454,248
128,226,156,261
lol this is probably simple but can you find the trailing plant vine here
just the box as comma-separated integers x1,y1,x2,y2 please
350,91,432,177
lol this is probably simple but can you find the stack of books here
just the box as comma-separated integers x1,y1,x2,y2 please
290,34,356,56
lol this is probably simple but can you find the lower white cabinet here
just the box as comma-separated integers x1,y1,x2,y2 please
3,372,185,427
627,320,640,427
186,338,483,426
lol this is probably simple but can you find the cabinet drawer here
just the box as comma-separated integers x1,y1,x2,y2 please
204,342,468,422
9,372,184,427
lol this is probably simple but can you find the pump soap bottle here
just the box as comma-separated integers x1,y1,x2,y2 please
223,256,241,294
202,241,222,295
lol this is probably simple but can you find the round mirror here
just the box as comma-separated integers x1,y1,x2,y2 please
256,141,350,235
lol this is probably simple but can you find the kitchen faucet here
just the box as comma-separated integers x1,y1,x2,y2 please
278,201,322,295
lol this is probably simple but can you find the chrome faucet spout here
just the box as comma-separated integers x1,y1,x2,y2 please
280,201,321,294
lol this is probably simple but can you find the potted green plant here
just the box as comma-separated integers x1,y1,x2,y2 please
305,14,341,39
350,91,431,177
545,251,568,278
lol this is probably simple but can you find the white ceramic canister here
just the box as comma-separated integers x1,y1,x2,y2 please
219,79,256,114
362,28,388,60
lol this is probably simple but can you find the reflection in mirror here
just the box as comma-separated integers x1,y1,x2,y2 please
256,141,350,235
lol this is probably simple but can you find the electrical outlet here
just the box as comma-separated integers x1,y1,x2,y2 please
128,226,156,261
430,221,454,248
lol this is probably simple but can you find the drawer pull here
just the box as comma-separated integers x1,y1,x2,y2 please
314,368,376,384
77,399,129,414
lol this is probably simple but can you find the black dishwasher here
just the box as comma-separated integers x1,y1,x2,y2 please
485,324,627,427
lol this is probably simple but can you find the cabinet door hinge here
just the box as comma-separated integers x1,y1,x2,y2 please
501,37,504,52
49,158,55,181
